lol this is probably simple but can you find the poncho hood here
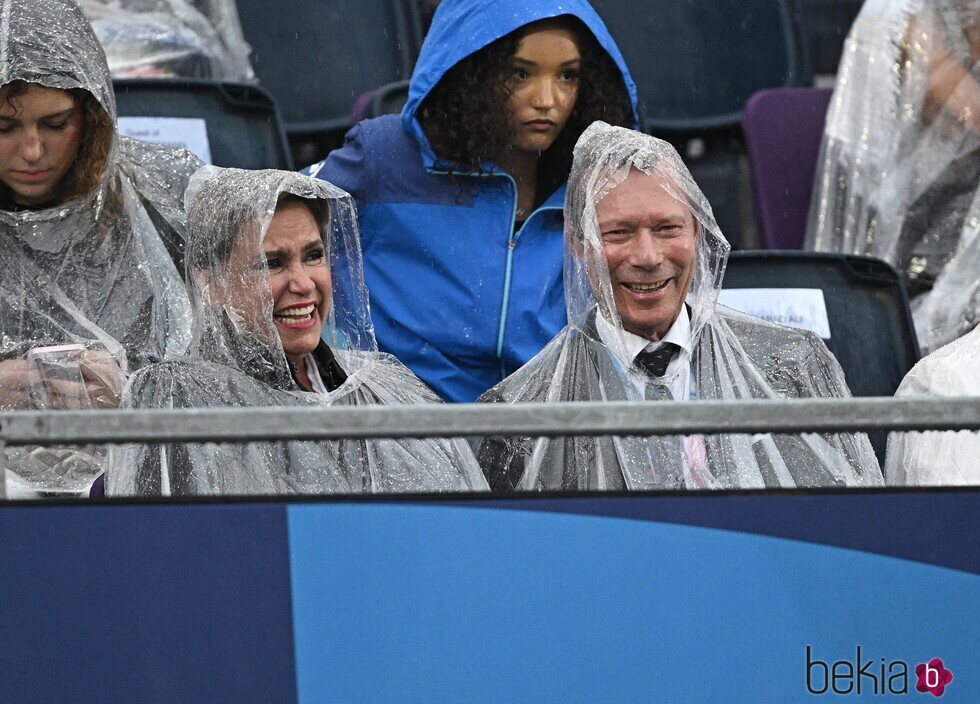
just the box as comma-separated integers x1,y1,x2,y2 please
401,0,639,170
182,166,376,389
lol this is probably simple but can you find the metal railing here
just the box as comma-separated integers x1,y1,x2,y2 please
2,396,978,496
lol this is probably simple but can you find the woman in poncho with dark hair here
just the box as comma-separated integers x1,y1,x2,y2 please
108,167,487,496
0,0,199,496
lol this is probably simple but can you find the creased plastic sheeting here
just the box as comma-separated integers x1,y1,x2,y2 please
79,0,253,80
805,0,979,351
886,323,980,485
913,208,980,352
0,0,198,496
476,122,883,491
107,167,488,496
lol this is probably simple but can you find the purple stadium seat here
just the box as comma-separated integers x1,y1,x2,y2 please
743,87,833,250
350,89,375,125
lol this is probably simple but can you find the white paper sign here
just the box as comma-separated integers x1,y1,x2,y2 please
117,116,213,164
718,288,832,339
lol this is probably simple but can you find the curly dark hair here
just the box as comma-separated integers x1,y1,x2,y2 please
418,15,634,205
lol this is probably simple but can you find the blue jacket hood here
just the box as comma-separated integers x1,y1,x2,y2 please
402,0,639,170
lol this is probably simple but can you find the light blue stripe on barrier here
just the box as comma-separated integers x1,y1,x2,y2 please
287,504,979,703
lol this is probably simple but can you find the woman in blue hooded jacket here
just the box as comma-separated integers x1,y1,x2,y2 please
311,0,638,402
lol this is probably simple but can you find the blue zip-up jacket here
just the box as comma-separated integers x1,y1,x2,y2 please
311,0,637,402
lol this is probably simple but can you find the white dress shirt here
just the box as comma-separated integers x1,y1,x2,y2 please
595,305,693,401
594,307,714,487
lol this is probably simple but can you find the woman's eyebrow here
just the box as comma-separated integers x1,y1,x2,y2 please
0,107,75,123
40,107,76,121
512,57,581,67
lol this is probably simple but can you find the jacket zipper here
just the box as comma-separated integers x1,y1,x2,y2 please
430,166,548,383
497,173,526,381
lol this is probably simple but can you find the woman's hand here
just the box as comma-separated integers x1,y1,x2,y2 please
78,350,124,410
0,351,124,411
0,358,33,410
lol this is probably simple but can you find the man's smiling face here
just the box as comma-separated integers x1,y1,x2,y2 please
596,168,698,341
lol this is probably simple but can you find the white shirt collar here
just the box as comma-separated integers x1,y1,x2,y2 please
304,352,330,395
595,304,693,370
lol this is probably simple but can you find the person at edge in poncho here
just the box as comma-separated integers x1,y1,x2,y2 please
0,0,199,497
886,322,980,485
805,0,979,354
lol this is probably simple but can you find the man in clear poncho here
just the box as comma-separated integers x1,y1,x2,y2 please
477,122,883,491
805,0,979,353
0,0,199,496
107,167,488,496
886,323,980,485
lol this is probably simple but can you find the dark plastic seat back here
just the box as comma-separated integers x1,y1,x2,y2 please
743,87,833,250
722,251,921,462
799,0,864,74
591,0,811,131
236,0,422,134
113,78,293,169
369,80,411,120
658,132,746,250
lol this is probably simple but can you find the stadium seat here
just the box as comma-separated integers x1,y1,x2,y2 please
350,80,411,124
236,0,423,136
591,0,811,131
113,78,294,169
659,130,748,249
743,87,833,250
590,0,811,250
721,251,922,462
798,0,864,75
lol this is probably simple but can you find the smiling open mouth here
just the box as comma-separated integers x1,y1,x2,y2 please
274,303,316,325
622,280,671,293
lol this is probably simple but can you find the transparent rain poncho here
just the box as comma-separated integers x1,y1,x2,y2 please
476,122,883,491
886,323,979,485
805,0,979,351
78,0,253,80
107,167,488,496
0,0,198,495
913,216,980,352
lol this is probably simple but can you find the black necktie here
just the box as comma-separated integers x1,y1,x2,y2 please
635,343,680,378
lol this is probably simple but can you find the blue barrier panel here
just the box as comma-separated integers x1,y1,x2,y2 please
1,489,977,703
0,503,297,704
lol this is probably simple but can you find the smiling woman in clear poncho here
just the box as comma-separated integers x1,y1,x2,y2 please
476,122,883,491
107,167,488,496
0,0,199,496
805,0,979,353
